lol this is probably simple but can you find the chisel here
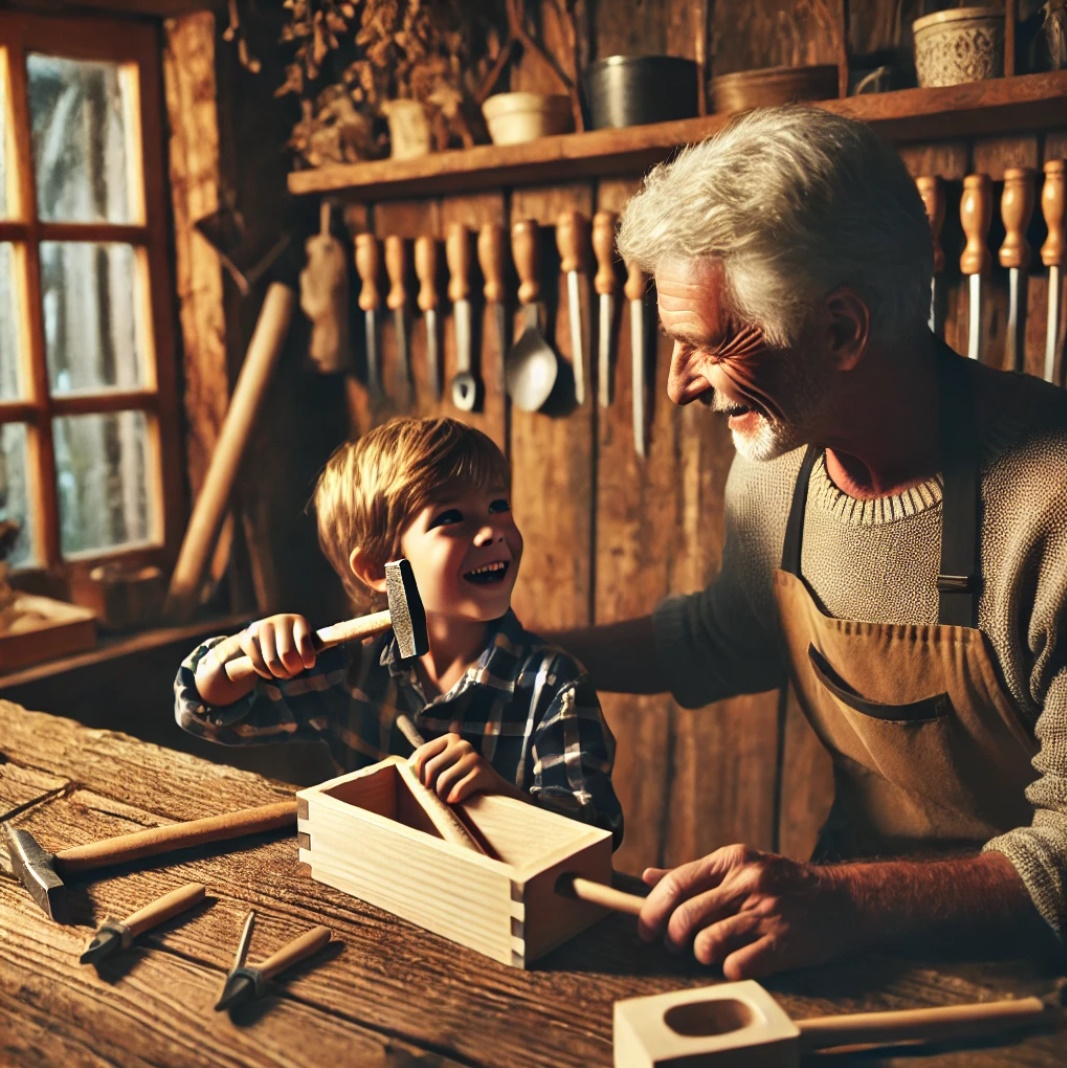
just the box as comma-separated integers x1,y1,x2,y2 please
1041,159,1065,385
960,173,992,362
80,882,206,964
354,233,383,400
623,254,648,458
447,222,477,411
385,235,413,406
999,167,1035,374
556,211,590,406
592,210,618,409
916,175,945,335
478,221,508,397
414,235,440,401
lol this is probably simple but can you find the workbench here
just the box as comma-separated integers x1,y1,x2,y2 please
1,699,1064,1067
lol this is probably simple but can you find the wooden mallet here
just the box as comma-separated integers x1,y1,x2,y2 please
222,558,428,684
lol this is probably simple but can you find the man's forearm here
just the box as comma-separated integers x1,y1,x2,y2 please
543,616,668,694
832,851,1049,954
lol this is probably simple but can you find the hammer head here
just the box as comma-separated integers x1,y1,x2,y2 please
384,559,428,660
3,824,64,920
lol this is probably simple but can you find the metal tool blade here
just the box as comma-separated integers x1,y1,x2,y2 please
451,299,476,411
394,307,412,402
364,309,380,399
631,297,646,458
928,277,939,336
79,923,123,965
598,292,614,408
233,909,256,971
215,970,256,1012
425,308,440,400
1006,267,1025,373
1046,265,1062,384
567,269,585,406
493,302,508,396
967,274,982,361
4,826,62,919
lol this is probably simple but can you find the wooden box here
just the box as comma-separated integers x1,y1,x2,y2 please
297,756,613,967
0,594,96,671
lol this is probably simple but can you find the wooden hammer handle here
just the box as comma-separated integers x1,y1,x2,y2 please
55,801,298,872
395,759,488,855
258,924,331,981
797,996,1046,1052
223,610,393,682
124,882,206,937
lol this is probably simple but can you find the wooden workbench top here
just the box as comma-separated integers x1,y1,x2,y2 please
1,699,1063,1067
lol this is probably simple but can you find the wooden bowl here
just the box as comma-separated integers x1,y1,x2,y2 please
481,92,573,145
912,6,1003,88
709,64,840,114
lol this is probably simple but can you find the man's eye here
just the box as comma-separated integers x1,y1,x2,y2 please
488,498,511,514
428,508,462,529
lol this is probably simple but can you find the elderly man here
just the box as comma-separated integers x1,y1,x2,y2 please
562,107,1067,979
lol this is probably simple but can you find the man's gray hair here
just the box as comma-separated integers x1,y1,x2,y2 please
616,106,933,347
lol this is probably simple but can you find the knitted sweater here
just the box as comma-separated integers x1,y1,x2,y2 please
653,359,1067,936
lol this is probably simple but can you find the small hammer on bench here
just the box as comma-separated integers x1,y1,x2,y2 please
222,558,427,683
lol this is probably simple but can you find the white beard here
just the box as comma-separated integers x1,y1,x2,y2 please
730,415,803,462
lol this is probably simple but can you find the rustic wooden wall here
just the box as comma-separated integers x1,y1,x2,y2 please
83,0,1067,874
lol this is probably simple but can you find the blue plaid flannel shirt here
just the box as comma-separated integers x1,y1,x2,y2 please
174,609,623,845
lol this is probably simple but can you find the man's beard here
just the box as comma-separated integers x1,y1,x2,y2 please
707,351,832,463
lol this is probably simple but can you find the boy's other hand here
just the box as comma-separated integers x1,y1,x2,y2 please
233,614,318,680
411,733,511,804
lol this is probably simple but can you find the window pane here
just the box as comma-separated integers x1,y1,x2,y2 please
55,410,151,555
0,423,35,568
28,53,134,224
40,241,144,393
0,243,21,399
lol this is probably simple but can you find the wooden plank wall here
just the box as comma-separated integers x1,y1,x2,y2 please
159,0,1067,872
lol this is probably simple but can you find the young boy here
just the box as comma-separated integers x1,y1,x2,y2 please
174,417,623,844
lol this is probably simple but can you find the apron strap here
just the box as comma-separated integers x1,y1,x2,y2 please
935,346,981,627
779,345,980,626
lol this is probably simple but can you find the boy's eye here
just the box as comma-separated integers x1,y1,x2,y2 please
488,498,511,514
428,508,462,529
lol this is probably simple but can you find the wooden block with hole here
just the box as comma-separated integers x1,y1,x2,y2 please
614,982,801,1067
296,755,612,967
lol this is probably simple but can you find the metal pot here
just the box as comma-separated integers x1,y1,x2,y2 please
583,55,699,129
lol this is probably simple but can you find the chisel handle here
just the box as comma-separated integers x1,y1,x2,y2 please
124,882,206,938
1041,159,1066,268
797,996,1046,1052
396,759,488,854
916,175,945,274
556,210,589,274
223,609,393,682
355,233,381,312
55,801,298,872
385,236,408,312
557,874,646,916
999,167,1035,270
960,174,992,276
258,925,331,981
592,211,618,296
478,221,505,305
414,236,438,313
623,258,647,303
446,222,471,303
512,219,540,305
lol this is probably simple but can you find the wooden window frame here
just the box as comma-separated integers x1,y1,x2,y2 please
0,9,184,591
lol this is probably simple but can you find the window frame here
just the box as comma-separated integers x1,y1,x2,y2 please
0,9,184,587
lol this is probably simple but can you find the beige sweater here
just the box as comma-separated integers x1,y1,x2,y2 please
653,360,1067,936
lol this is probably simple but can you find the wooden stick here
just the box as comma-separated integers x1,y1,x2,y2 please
257,925,331,981
395,759,489,855
557,874,645,916
124,882,206,938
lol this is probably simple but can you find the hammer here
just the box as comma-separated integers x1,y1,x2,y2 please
222,558,428,683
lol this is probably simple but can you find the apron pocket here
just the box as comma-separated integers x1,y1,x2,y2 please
808,644,951,722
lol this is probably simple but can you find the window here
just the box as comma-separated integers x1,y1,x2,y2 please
0,11,182,587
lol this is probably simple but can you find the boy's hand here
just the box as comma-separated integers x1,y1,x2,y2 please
411,733,512,804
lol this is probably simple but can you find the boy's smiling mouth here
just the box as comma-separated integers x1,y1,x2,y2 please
464,560,510,585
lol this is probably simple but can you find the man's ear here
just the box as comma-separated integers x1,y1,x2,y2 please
349,546,388,594
824,287,870,371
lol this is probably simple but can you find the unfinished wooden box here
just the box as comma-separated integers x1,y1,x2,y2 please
0,594,96,670
297,756,613,967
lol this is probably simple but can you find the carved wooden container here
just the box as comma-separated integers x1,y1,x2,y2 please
913,6,1004,88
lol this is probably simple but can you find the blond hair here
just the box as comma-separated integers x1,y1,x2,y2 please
314,417,510,606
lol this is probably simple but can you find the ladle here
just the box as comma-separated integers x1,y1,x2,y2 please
506,219,558,411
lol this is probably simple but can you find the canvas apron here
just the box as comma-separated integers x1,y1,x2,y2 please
773,350,1038,859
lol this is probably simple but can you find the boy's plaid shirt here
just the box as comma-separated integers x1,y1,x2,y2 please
175,610,623,845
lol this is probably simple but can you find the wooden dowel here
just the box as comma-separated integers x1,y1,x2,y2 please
558,875,646,916
395,759,488,855
257,925,331,981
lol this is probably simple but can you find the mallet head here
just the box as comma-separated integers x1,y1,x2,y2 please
384,558,428,659
3,824,64,920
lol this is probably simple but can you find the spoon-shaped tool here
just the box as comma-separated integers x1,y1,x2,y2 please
447,223,477,411
506,219,558,412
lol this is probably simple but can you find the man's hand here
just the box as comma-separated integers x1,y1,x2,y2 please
638,844,860,979
412,734,514,804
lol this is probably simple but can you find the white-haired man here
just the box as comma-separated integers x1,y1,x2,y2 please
560,106,1067,978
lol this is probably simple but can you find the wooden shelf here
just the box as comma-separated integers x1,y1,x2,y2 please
288,72,1067,202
